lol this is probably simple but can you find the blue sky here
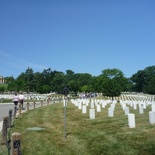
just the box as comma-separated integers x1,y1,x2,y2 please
0,0,155,78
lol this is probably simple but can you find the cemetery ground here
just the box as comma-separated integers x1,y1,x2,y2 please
1,99,155,155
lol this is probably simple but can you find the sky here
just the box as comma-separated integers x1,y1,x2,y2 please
0,0,155,78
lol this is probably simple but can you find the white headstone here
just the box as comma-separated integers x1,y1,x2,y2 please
125,107,129,115
108,108,113,117
78,102,82,109
151,102,155,112
101,101,106,108
96,104,101,112
110,104,115,111
121,102,126,110
143,101,146,109
133,102,137,110
74,100,78,106
149,111,155,124
128,114,135,128
91,100,94,109
89,109,95,119
85,99,89,106
82,105,87,114
139,106,144,114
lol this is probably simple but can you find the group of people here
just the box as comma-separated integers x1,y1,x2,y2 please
79,92,97,99
12,92,24,110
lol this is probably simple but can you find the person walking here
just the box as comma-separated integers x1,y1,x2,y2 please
12,93,19,109
19,92,24,110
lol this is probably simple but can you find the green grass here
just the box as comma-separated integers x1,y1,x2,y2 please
0,83,8,88
0,137,8,155
0,98,12,103
1,100,155,155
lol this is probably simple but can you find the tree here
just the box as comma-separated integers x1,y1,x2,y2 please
24,67,35,92
0,86,5,92
5,76,15,91
4,76,14,84
50,72,65,93
101,68,127,100
42,85,51,93
131,66,155,94
102,78,122,100
66,70,74,77
91,75,105,93
16,73,27,92
73,73,93,92
130,70,145,92
125,78,135,92
7,65,155,95
68,80,79,95
144,76,155,94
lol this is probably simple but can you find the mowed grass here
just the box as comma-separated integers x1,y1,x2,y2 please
7,101,155,155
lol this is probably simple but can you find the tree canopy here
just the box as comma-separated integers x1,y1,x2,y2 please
131,66,155,94
2,65,155,96
101,68,127,100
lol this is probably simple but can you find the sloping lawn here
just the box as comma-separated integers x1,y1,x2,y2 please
4,101,155,155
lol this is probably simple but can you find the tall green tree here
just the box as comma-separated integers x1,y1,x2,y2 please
68,80,80,95
4,76,14,84
5,76,15,91
16,73,27,92
91,75,105,93
144,76,155,94
6,65,155,95
50,71,65,93
33,72,44,93
131,70,145,92
73,73,93,92
131,66,155,94
101,68,127,100
24,67,35,92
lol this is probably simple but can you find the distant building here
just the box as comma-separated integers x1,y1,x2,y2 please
0,76,5,83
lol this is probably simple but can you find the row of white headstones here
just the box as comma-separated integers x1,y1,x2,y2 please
69,97,155,128
0,93,61,101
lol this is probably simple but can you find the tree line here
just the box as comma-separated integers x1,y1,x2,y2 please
1,65,155,98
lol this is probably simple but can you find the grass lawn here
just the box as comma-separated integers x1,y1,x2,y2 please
1,100,155,155
0,84,8,89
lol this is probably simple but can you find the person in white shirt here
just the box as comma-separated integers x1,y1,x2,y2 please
12,93,19,106
19,92,24,109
